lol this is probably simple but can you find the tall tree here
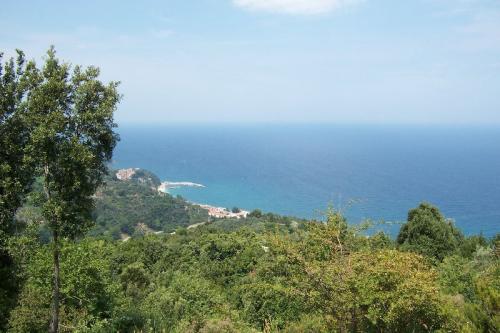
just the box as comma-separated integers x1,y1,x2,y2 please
0,50,34,329
25,47,120,333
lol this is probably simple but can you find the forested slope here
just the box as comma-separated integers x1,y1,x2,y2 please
90,169,208,239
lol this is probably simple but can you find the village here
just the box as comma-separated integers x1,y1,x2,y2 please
195,204,249,219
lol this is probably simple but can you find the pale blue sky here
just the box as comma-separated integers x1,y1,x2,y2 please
1,0,499,124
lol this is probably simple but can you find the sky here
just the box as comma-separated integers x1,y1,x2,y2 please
1,0,499,125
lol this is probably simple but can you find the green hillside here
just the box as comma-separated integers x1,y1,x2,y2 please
6,204,499,332
90,169,209,239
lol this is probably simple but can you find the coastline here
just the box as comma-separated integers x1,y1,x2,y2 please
156,179,249,219
157,181,205,193
157,181,249,219
115,169,248,220
192,203,249,219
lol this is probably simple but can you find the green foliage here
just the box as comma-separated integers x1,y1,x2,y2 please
0,250,17,331
3,205,499,332
8,239,119,332
460,234,489,258
90,170,208,239
209,214,305,234
1,46,122,332
473,262,500,331
0,50,35,233
248,209,263,218
140,271,227,331
281,315,329,333
196,232,263,286
238,282,304,329
24,46,120,333
397,202,464,261
190,317,257,333
129,169,161,187
120,262,150,300
439,255,475,301
366,230,395,250
349,250,445,332
25,46,120,239
0,50,36,330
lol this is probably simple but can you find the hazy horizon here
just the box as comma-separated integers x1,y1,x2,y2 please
115,120,500,127
2,0,499,125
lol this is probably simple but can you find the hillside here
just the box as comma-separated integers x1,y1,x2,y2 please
89,169,209,240
8,204,499,332
15,168,306,241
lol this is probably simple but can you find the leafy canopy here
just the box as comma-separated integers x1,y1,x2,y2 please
397,202,463,261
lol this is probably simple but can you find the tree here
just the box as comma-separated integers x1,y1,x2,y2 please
248,209,262,218
0,50,35,330
24,47,120,333
0,50,35,232
397,202,463,262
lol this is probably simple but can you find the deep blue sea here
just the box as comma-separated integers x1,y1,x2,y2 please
112,125,500,236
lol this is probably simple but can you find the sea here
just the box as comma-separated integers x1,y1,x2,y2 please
112,124,500,237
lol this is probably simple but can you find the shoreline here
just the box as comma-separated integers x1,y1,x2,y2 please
157,179,248,219
115,168,249,220
157,181,205,193
192,202,249,219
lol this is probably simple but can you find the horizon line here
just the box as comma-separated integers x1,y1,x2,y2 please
115,121,500,128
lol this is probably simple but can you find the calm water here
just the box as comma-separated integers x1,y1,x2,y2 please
112,125,500,236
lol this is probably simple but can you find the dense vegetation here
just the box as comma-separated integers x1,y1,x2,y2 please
3,203,499,332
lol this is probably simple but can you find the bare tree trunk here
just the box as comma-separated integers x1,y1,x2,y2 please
49,230,60,333
44,164,60,333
